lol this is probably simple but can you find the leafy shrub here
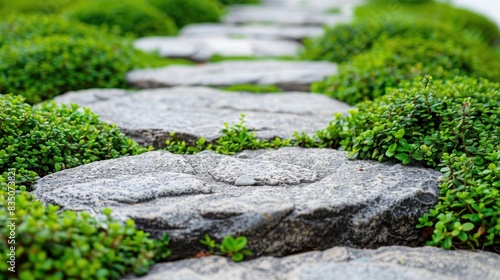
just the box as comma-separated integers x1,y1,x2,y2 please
199,234,253,262
301,18,475,63
219,84,283,93
0,14,119,48
0,95,147,190
310,76,500,249
357,2,500,46
65,0,177,37
311,37,500,105
166,114,290,155
0,191,170,279
0,35,135,103
147,0,223,28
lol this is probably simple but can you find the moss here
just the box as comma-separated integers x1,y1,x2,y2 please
147,0,223,28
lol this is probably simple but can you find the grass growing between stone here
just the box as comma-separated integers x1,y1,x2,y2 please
218,84,283,93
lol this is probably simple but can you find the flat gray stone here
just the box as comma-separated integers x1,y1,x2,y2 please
126,61,337,91
180,24,324,41
54,86,350,148
33,148,440,260
123,246,500,280
223,6,352,26
134,37,300,61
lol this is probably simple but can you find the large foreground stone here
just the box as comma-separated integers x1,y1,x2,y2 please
134,37,300,61
224,6,352,25
54,87,350,148
124,246,500,280
34,148,440,260
180,24,324,41
126,61,337,91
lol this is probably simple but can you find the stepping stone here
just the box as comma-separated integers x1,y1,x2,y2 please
34,148,440,260
134,37,300,61
223,6,352,26
123,246,500,280
126,61,337,91
180,24,324,41
54,87,350,148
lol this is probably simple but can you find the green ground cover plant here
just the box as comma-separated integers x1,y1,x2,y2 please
65,0,177,37
0,191,170,279
0,95,148,191
219,84,283,93
311,37,500,105
147,0,223,28
0,15,179,103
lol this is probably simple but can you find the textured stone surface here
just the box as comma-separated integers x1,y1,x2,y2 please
34,148,440,260
180,24,324,41
54,87,351,148
134,37,300,61
126,61,337,91
124,246,500,280
224,6,353,25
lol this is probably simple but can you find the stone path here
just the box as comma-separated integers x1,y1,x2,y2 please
126,61,337,91
33,148,440,260
54,86,350,148
33,0,500,278
123,246,500,280
134,37,301,61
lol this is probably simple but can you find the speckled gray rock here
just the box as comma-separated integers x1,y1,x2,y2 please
54,87,351,148
223,6,353,26
180,24,324,41
134,37,300,61
33,148,440,260
126,61,337,91
123,246,500,280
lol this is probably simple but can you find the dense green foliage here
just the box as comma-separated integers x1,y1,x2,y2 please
0,95,147,190
301,19,472,63
311,37,500,105
358,2,500,46
65,0,177,37
0,35,134,104
147,0,223,28
219,84,283,93
0,191,170,279
166,114,290,155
